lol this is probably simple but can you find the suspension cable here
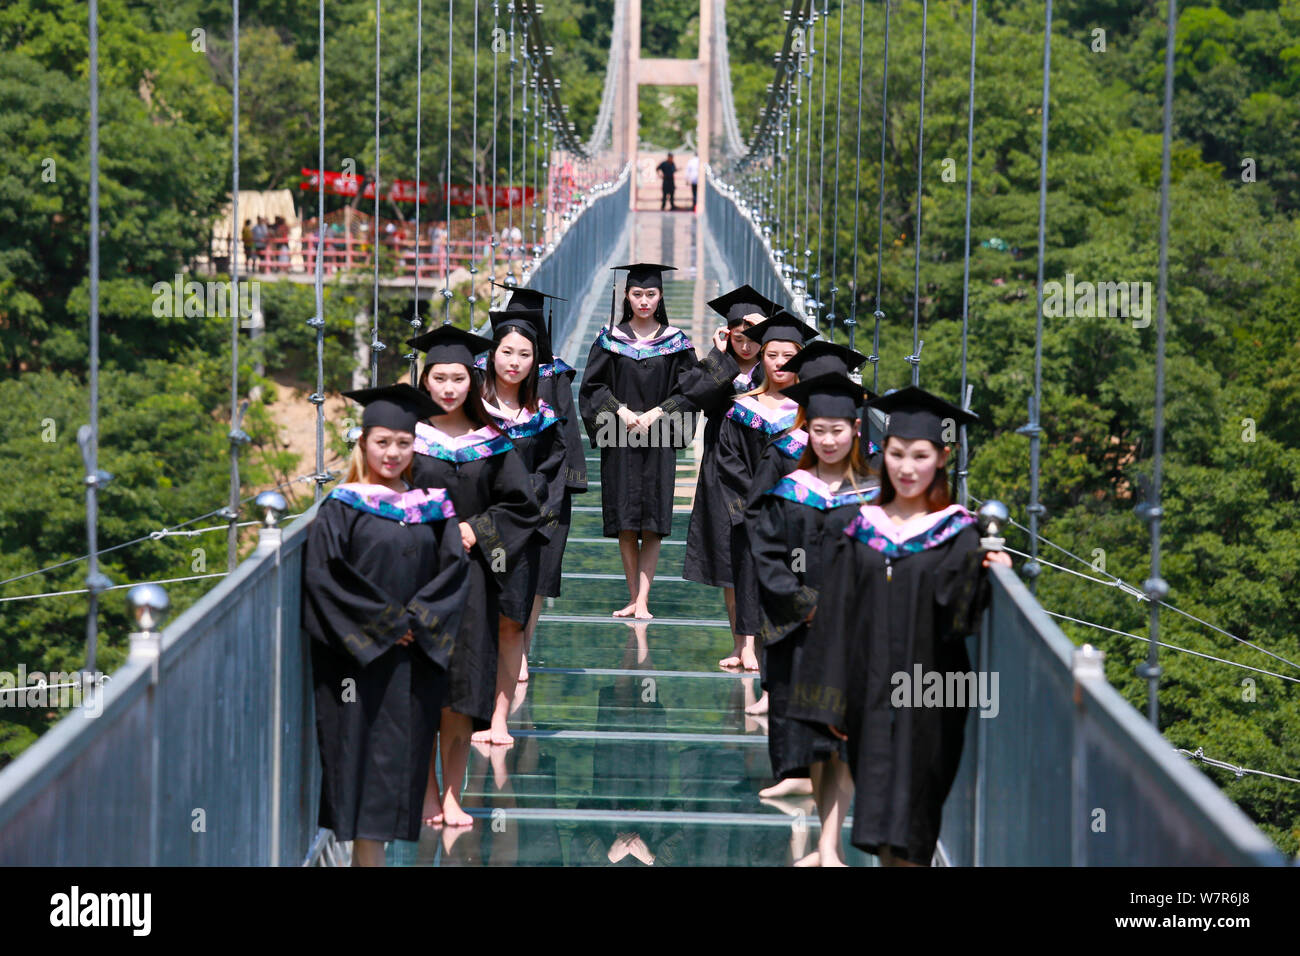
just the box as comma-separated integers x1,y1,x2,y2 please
869,0,892,394
846,0,867,350
956,0,978,506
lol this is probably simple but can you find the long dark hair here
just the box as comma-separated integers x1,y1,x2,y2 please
795,415,875,489
419,362,491,428
481,331,540,413
876,436,953,511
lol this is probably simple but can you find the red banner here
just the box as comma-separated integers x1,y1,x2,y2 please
299,169,535,208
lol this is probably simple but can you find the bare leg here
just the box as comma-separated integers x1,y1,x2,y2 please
793,762,825,867
351,838,386,867
475,615,522,746
633,531,661,618
439,708,475,826
614,531,640,617
520,594,544,681
817,755,852,866
719,587,743,668
740,633,760,672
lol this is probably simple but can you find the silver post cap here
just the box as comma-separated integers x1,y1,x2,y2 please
127,583,170,632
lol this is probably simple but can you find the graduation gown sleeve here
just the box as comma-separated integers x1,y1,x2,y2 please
933,525,992,641
747,496,818,639
674,346,738,418
530,415,569,541
302,500,438,667
579,340,621,447
548,369,588,491
466,449,540,590
405,518,473,669
715,415,761,525
786,528,861,730
654,347,702,437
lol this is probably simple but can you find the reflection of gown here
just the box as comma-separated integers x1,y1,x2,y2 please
680,351,762,587
301,484,470,842
482,400,566,622
570,678,687,865
412,423,538,727
578,321,699,537
787,504,991,864
715,394,805,634
746,470,877,779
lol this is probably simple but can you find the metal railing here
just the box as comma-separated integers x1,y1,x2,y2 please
704,169,802,318
937,564,1285,866
0,506,321,866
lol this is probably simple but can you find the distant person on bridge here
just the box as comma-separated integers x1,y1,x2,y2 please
787,386,1011,867
301,384,470,867
685,155,700,211
579,262,699,620
656,153,678,211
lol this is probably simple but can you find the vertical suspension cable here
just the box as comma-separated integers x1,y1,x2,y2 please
1143,0,1179,727
470,0,480,324
227,0,243,569
490,1,500,286
507,4,516,281
907,0,929,385
370,0,383,384
1025,0,1054,593
313,0,329,476
443,0,454,323
846,0,867,351
826,1,845,339
410,0,424,381
812,1,830,332
84,0,103,673
956,0,978,507
801,6,817,311
870,0,892,393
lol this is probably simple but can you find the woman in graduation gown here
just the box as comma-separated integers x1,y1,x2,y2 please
678,285,774,666
407,324,540,828
481,281,588,683
745,366,877,866
787,386,1012,866
302,384,471,865
476,306,567,741
714,310,818,672
578,262,700,619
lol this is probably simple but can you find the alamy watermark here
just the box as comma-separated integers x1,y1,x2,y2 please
152,273,261,327
593,409,697,448
0,666,109,719
1042,273,1152,328
891,664,1000,719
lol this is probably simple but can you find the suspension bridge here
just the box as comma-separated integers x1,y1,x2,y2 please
0,0,1290,867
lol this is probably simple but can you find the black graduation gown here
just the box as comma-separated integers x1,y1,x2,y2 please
715,395,805,635
411,423,539,727
483,399,567,622
301,486,470,843
787,506,992,864
537,359,587,597
746,472,878,780
578,321,699,537
679,348,756,588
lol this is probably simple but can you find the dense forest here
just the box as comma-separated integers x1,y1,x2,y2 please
0,0,1297,855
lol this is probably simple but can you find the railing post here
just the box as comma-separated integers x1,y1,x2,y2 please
1071,643,1106,866
127,583,169,868
255,491,287,864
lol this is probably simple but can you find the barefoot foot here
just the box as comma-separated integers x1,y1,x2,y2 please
470,728,493,744
758,776,814,799
441,798,474,827
612,603,638,618
793,850,821,867
744,693,769,716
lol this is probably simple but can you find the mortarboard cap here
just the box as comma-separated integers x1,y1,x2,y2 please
406,324,495,370
778,340,867,379
706,284,779,326
743,308,819,347
343,382,444,433
781,373,871,420
488,308,553,365
612,262,677,290
868,385,978,446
